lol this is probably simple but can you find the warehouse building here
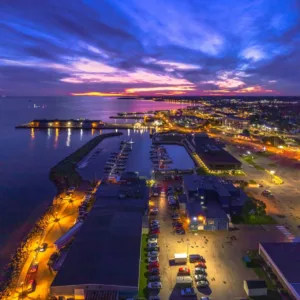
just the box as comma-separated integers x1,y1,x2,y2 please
190,133,242,171
50,180,149,299
259,242,300,300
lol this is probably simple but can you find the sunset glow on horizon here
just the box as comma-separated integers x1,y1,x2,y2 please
1,0,300,96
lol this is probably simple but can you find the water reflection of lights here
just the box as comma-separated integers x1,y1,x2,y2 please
47,128,52,139
66,128,71,147
127,129,131,136
54,128,59,148
31,128,35,140
80,129,83,140
91,128,95,136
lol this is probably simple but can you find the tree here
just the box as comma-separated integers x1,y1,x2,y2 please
243,198,266,217
242,129,250,136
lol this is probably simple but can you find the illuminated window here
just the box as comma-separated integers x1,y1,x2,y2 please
208,220,214,225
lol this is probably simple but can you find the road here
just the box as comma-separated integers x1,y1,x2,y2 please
149,181,286,300
11,183,96,300
225,144,300,236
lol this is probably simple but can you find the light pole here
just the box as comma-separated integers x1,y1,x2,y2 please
20,281,24,299
270,170,275,183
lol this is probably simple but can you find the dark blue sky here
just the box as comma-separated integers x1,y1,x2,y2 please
0,0,300,96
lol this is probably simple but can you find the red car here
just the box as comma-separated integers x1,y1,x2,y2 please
195,262,206,268
29,262,39,273
150,229,160,234
178,267,190,275
148,262,159,269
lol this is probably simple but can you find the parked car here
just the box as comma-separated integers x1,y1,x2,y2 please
150,229,160,234
26,279,37,293
195,274,207,281
148,256,159,263
148,281,162,289
148,275,160,282
149,268,160,275
148,234,159,239
148,262,159,269
180,287,195,296
189,254,204,263
147,242,158,248
147,246,160,252
195,267,207,276
195,262,206,268
148,237,158,243
175,229,185,235
178,267,190,275
196,280,209,288
148,251,159,257
39,243,48,252
29,262,39,273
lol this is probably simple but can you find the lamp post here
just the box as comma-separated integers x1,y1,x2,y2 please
20,281,24,300
270,170,275,183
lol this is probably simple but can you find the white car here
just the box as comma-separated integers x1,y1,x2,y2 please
151,207,158,212
148,281,162,289
148,251,159,257
148,256,159,263
148,237,158,243
147,242,158,248
150,220,159,224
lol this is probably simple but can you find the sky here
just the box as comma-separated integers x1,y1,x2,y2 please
0,0,300,96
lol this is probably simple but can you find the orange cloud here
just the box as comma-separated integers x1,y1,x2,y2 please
71,91,127,96
125,85,195,93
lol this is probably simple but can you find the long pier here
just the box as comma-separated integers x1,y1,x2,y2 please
15,119,154,130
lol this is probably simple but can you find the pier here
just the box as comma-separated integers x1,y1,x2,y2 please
15,119,154,130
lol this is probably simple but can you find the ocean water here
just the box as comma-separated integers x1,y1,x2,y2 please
0,96,187,271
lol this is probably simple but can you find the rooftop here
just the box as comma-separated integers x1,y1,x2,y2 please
245,280,267,289
260,242,300,284
52,182,148,289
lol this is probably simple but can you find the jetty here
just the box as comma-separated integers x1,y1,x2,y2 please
15,119,154,130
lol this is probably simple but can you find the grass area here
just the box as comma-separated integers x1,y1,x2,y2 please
196,167,209,175
49,132,122,190
232,215,277,225
242,155,265,171
248,179,257,184
251,267,282,300
245,250,281,300
138,234,148,299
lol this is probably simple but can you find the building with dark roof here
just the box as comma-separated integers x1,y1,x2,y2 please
183,175,247,215
244,280,268,297
191,133,241,171
223,115,250,130
259,242,300,300
50,180,149,299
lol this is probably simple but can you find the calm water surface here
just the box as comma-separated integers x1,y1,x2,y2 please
0,96,187,271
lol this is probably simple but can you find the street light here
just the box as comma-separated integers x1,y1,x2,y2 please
20,281,24,299
270,170,275,183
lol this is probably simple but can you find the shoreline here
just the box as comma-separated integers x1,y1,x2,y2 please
0,132,123,296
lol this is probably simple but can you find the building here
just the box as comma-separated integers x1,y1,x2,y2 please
50,180,149,299
190,133,242,171
183,175,247,216
223,115,249,130
244,280,268,297
187,200,229,231
259,242,300,300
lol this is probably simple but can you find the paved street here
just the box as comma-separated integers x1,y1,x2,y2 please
12,187,88,300
226,144,300,235
149,183,286,300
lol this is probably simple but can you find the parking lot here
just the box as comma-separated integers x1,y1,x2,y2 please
148,180,286,300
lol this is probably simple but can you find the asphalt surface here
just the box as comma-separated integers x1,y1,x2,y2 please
149,183,286,300
226,144,300,236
